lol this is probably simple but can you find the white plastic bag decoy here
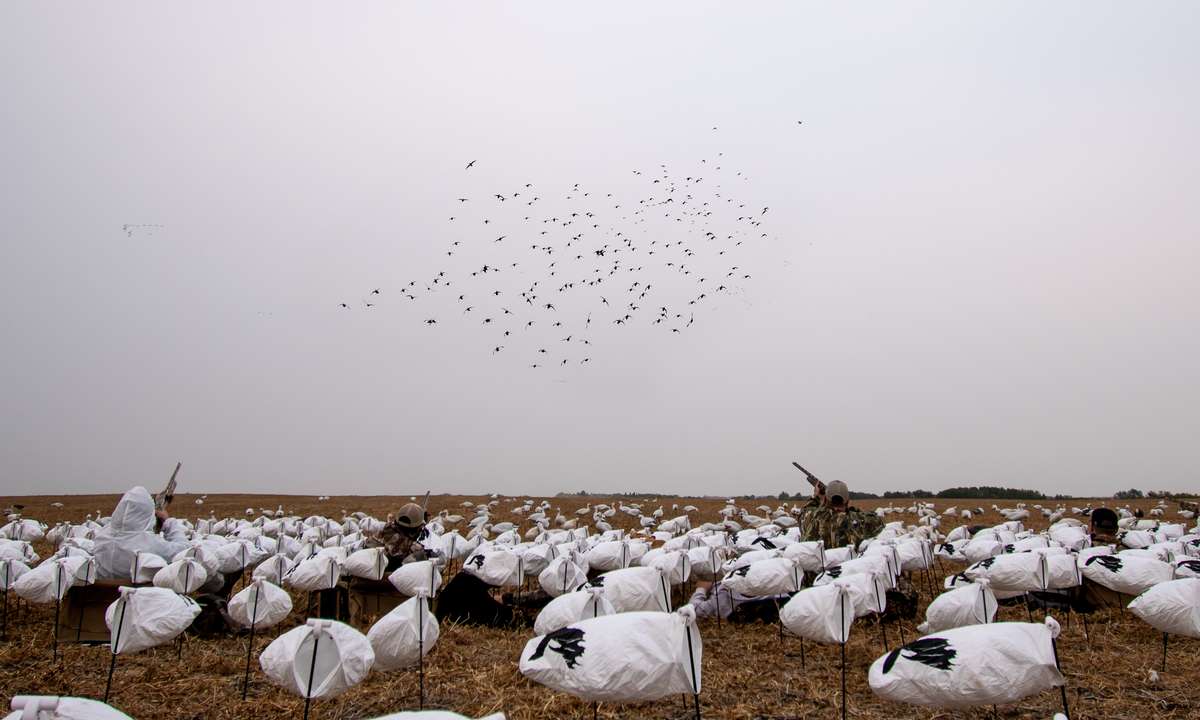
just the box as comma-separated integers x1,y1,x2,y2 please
363,711,505,720
782,540,826,573
0,540,38,565
229,579,293,629
388,560,443,598
824,555,895,588
462,550,522,587
964,553,1044,592
0,558,30,592
105,587,200,654
252,554,293,584
260,619,375,699
1128,578,1200,638
520,544,558,576
152,558,208,595
6,696,133,720
645,550,691,586
869,617,1065,709
535,587,615,636
0,519,45,543
285,555,343,592
1174,558,1200,579
822,545,855,569
961,537,1003,565
919,579,998,633
215,540,269,575
584,567,671,613
14,556,96,604
721,557,801,597
538,556,588,597
1081,554,1173,596
519,606,702,702
172,546,221,577
344,547,390,581
367,594,439,671
780,582,855,644
584,541,633,572
129,552,166,584
685,546,728,581
814,569,888,616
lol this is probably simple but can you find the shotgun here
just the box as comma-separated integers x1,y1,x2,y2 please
156,462,181,511
791,461,826,497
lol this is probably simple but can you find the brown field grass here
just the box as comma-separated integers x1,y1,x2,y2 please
0,492,1195,720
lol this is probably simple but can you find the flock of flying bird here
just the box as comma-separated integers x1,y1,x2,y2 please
337,142,781,369
120,223,163,238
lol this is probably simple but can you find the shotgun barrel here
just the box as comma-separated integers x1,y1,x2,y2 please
156,462,181,511
791,460,826,495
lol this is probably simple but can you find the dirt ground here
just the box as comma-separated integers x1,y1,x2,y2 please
0,492,1195,720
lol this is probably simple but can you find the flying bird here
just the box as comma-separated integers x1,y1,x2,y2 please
340,159,770,364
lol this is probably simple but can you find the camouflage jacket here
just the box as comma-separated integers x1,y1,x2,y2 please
365,521,429,565
797,499,884,550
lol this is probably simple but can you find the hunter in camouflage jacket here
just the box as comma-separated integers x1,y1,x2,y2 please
797,498,884,550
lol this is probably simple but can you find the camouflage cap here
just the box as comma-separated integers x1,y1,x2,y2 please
826,480,849,505
394,502,425,529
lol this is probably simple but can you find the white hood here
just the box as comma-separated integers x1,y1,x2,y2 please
93,487,190,581
109,487,156,533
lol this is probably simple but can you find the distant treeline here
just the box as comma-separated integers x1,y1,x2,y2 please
1114,488,1196,500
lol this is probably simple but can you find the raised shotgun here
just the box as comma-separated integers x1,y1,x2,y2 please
790,460,826,496
156,462,182,511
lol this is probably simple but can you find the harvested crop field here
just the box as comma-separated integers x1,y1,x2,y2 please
0,493,1194,720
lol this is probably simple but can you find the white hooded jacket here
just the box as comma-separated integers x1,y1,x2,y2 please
93,487,191,581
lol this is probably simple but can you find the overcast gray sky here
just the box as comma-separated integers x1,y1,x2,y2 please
2,2,1197,498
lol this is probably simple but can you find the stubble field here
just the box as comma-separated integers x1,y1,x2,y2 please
0,492,1193,720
